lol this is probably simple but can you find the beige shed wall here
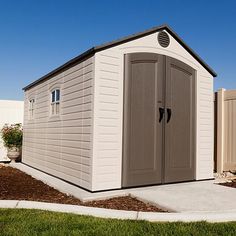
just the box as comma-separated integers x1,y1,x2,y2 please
92,31,214,191
22,56,94,190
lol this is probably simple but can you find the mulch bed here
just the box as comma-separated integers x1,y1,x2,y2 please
0,165,165,212
219,180,236,188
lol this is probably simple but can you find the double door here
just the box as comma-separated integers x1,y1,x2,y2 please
122,53,195,187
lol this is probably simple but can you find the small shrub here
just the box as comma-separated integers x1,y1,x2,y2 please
1,123,23,148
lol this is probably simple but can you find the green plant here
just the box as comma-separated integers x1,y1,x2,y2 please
1,123,23,148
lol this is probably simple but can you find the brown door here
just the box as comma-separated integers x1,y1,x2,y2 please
122,53,164,187
122,53,195,187
164,57,196,183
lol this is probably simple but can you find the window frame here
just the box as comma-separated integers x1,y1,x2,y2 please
50,88,61,116
29,98,35,120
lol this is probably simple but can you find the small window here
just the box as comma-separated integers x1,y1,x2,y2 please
51,89,60,115
29,99,35,119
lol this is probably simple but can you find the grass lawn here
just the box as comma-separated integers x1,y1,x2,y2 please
0,209,236,236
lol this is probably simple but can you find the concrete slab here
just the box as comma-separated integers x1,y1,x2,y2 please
0,200,19,208
1,200,236,222
138,211,236,223
10,163,236,214
129,181,236,213
17,201,138,220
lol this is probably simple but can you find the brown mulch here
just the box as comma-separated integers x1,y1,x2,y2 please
0,165,165,212
219,179,236,188
85,196,164,212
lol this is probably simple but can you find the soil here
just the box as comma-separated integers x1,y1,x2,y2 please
0,165,165,212
219,180,236,189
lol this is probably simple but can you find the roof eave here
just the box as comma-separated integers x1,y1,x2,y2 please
23,24,217,91
164,25,217,77
22,47,95,91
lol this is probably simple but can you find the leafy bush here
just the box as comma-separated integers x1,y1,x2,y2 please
1,123,23,148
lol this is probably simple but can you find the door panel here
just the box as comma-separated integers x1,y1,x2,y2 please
122,53,196,187
164,57,195,183
122,53,164,187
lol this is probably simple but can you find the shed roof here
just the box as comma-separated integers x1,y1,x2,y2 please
23,24,217,91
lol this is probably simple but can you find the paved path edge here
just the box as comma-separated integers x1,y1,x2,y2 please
0,200,236,222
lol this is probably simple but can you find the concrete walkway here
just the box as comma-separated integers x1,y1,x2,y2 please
129,181,236,213
10,163,236,214
1,200,236,222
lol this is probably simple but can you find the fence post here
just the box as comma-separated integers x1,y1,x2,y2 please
217,88,225,173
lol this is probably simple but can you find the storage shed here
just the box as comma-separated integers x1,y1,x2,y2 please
0,100,24,162
22,25,217,192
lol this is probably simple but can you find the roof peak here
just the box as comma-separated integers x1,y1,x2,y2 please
23,24,216,91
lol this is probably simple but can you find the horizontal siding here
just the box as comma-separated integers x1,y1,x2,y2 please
24,30,214,192
22,56,94,191
196,75,214,179
92,51,123,191
92,30,214,191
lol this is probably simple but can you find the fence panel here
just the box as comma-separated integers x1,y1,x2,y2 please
216,89,236,172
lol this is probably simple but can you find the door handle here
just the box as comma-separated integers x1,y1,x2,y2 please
159,107,165,122
167,108,172,123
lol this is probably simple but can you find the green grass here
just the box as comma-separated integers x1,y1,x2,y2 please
0,209,235,236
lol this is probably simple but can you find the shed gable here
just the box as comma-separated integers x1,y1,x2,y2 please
91,29,214,191
23,24,216,91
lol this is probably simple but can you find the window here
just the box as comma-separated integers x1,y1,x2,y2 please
51,89,60,115
29,99,35,119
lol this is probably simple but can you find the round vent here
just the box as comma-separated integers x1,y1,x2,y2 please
158,31,170,48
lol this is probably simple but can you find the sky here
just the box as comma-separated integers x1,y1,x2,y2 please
0,0,235,100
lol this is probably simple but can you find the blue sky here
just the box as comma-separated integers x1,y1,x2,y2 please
0,0,235,100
